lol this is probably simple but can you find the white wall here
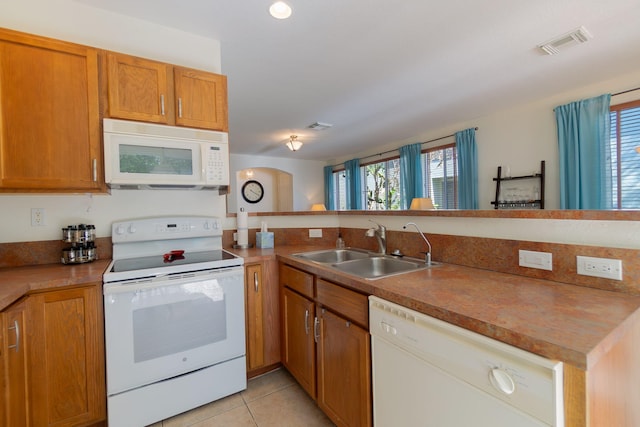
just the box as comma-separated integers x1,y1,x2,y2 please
0,0,225,243
229,154,326,212
333,70,640,210
0,0,221,72
1,1,639,249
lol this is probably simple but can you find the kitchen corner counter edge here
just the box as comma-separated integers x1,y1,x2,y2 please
0,259,111,310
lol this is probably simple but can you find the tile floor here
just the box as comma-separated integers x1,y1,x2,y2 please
149,368,336,427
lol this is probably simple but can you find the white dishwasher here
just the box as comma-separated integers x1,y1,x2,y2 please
369,296,564,427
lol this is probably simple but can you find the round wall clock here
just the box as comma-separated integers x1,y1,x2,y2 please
241,180,264,204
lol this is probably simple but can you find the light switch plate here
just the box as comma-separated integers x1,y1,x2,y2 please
577,256,623,280
519,250,552,271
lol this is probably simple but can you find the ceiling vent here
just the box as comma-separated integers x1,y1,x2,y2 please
538,26,592,55
307,122,333,131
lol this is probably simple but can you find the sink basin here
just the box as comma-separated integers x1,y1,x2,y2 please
293,248,371,264
331,256,431,280
293,248,438,279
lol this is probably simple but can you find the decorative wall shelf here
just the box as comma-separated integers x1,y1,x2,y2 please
491,161,545,210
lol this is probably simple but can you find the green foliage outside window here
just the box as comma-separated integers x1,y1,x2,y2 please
365,160,400,210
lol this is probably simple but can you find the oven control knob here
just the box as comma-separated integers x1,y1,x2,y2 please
128,225,137,234
204,221,211,230
115,225,125,235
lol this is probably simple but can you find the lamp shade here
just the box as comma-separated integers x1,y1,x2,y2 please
310,203,327,211
409,197,435,210
286,135,303,151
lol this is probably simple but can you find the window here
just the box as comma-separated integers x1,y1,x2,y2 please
330,143,460,210
333,170,347,210
421,144,458,209
364,158,400,210
610,100,640,209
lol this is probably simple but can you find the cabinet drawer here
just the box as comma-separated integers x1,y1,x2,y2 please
280,264,314,299
317,279,368,328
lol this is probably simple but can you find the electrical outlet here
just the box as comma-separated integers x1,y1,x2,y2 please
31,208,46,226
519,250,552,271
309,229,323,238
577,256,622,280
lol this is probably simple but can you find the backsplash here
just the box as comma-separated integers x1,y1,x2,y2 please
0,237,112,269
2,227,637,295
341,227,640,295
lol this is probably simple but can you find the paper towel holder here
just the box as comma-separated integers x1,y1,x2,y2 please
233,208,254,249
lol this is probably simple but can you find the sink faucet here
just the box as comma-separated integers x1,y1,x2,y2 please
365,220,387,255
403,222,433,265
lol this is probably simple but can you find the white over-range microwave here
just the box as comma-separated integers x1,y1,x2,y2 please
103,118,229,190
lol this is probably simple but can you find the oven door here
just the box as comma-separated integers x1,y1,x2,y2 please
103,267,245,395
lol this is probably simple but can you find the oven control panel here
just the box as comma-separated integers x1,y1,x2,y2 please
112,216,222,243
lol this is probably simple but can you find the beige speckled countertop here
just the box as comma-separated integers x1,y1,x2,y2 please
2,247,638,372
231,246,640,371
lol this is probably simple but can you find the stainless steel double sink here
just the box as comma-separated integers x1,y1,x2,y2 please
293,248,437,280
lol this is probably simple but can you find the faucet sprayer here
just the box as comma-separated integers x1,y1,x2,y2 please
403,222,432,266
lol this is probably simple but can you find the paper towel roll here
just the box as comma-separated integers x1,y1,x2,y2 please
237,209,248,230
237,229,249,246
237,209,249,246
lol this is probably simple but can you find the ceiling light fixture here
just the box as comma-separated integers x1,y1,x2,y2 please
286,135,303,151
269,1,292,19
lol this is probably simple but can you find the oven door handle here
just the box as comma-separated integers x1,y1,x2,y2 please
103,267,243,294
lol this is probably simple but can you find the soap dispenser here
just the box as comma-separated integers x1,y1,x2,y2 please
336,232,345,249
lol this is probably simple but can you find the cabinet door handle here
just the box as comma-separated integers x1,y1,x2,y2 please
254,271,259,292
8,320,20,352
178,98,183,118
304,309,309,335
160,94,165,116
314,316,320,343
92,158,97,182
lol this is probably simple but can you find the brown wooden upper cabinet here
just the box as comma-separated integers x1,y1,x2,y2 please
106,52,228,131
0,28,104,193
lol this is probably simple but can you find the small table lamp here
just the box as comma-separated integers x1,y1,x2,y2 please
409,198,435,210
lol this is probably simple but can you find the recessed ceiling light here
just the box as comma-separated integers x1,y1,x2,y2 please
269,2,292,20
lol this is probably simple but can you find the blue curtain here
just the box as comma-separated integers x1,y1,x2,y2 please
323,166,335,210
399,143,423,209
555,94,612,209
456,128,478,209
344,158,362,210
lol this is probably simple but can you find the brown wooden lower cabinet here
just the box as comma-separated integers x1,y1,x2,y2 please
317,308,372,427
245,259,281,377
280,263,372,427
2,298,29,426
1,283,106,427
281,286,316,398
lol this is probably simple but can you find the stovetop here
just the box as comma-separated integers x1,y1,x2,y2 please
109,250,238,273
104,216,243,284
